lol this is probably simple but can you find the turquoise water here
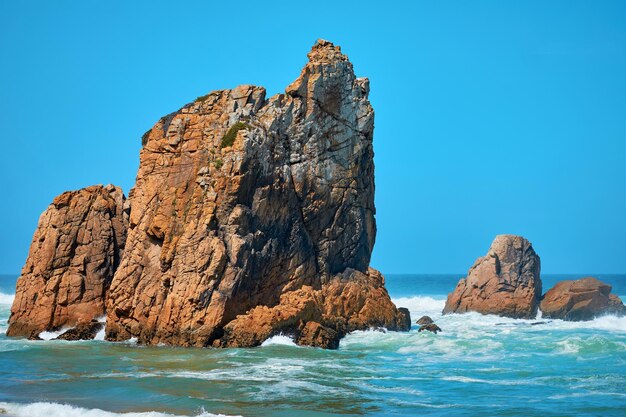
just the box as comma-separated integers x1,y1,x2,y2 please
1,274,625,417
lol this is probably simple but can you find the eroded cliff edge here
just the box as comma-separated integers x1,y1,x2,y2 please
102,39,409,348
7,185,128,338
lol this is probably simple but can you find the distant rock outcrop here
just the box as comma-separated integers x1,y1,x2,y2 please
416,315,434,325
540,277,625,321
443,235,542,319
7,185,128,338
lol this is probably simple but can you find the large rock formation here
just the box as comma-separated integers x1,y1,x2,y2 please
443,235,542,319
102,39,409,347
540,277,625,321
7,185,128,337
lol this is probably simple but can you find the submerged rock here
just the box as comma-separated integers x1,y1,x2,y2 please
443,235,542,319
416,315,442,334
418,323,442,334
7,185,128,338
540,277,625,321
56,320,104,341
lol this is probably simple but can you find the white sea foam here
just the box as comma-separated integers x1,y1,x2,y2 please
441,376,529,385
260,334,298,347
392,295,446,316
94,315,107,340
94,327,106,341
550,315,626,333
0,292,15,305
0,402,240,417
39,327,71,341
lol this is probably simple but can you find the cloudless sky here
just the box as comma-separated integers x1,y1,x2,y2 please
1,1,625,274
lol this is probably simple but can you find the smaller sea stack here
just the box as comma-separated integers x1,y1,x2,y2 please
443,234,542,319
540,277,625,321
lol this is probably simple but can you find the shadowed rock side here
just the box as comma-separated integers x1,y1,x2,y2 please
443,235,542,319
105,39,409,347
540,277,625,321
56,320,104,341
7,185,128,337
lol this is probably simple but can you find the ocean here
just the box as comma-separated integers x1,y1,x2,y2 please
1,273,625,417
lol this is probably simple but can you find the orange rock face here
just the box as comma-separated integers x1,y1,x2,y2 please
7,185,128,337
219,268,410,349
540,277,625,321
103,39,409,347
442,235,542,319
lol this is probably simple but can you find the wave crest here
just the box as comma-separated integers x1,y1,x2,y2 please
392,295,446,316
0,401,241,417
260,334,298,347
0,292,14,305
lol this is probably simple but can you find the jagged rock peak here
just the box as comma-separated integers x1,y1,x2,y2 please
307,39,349,63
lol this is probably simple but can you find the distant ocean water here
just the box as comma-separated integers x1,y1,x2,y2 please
1,273,625,417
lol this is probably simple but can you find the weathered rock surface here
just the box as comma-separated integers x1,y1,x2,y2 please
416,315,434,325
56,320,104,340
218,268,410,348
104,39,409,347
540,277,625,321
443,235,542,319
418,323,442,334
7,185,128,338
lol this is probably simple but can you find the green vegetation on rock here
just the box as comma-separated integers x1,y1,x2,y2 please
220,122,249,149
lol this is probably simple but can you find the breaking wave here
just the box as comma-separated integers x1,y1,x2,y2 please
260,334,298,347
392,295,446,316
0,402,240,417
0,292,14,305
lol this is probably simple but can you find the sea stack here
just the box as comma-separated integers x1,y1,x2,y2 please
6,40,409,348
103,39,409,348
7,185,128,338
540,277,625,321
443,234,542,319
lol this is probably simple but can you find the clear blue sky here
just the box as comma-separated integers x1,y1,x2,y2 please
1,1,625,274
